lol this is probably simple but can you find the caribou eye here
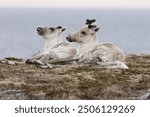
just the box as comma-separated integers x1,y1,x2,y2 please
81,31,86,35
57,26,62,29
49,28,54,31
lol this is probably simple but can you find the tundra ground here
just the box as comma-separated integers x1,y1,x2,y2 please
0,54,150,99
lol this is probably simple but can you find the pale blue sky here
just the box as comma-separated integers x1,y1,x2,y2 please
0,0,150,9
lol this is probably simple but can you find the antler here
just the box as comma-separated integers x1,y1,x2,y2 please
86,19,96,25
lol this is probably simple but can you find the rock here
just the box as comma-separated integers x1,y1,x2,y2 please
138,89,150,100
0,58,26,65
15,61,25,65
39,64,53,69
0,89,27,100
6,60,15,65
128,75,143,83
0,59,26,65
0,59,7,63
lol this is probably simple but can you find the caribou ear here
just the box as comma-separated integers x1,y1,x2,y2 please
57,26,62,29
95,27,100,32
62,27,66,32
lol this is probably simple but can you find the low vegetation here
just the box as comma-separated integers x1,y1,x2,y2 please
0,55,150,99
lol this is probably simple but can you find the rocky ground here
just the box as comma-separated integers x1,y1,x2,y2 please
0,54,150,100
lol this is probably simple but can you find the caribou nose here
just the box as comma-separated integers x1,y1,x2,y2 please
37,27,42,32
66,35,72,42
37,27,44,35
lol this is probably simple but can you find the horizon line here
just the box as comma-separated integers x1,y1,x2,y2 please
0,6,150,10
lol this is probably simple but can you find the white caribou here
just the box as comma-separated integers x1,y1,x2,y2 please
66,20,128,69
27,26,77,67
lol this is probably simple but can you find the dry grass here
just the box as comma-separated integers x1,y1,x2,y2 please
0,54,150,100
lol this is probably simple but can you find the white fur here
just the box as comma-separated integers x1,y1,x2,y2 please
31,26,77,64
67,26,128,69
43,37,61,51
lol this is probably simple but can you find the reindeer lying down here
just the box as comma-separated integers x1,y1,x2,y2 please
26,26,77,68
66,20,129,69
